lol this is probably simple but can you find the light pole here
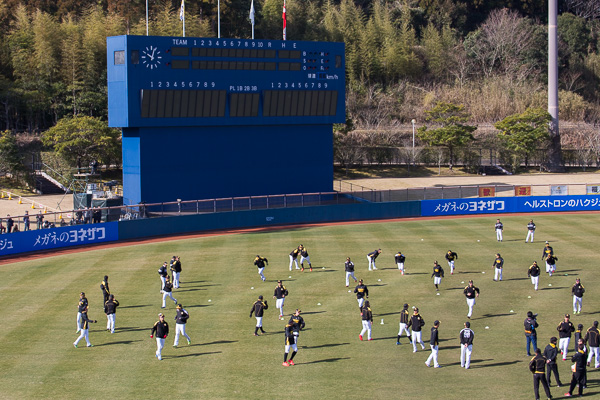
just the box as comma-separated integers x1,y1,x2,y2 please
411,119,416,166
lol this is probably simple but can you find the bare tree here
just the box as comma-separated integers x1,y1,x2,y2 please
563,0,600,20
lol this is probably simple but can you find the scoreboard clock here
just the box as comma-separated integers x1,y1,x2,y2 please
108,35,345,128
107,35,345,205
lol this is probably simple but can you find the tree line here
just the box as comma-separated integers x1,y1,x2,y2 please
0,0,599,182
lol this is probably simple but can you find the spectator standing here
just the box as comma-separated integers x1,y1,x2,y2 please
36,211,44,230
23,211,30,231
524,311,539,356
6,214,13,233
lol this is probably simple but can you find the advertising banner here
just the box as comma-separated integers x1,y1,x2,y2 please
422,195,600,216
586,185,600,195
550,185,568,196
514,186,531,196
478,187,495,197
0,222,118,257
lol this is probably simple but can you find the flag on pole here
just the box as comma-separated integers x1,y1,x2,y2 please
179,0,185,21
282,0,287,40
249,0,255,25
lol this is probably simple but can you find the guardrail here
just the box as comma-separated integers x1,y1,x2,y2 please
1,183,599,233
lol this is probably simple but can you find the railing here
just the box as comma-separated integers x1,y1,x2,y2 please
1,182,599,233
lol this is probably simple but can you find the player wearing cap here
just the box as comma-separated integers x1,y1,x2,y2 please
397,303,412,345
359,301,373,341
273,280,288,320
541,241,554,276
463,280,480,319
395,251,406,275
151,313,169,360
161,276,178,308
254,255,268,282
431,261,444,291
445,250,458,275
100,275,110,304
585,321,600,369
104,294,119,333
173,304,191,347
526,219,536,243
407,307,426,352
524,311,539,357
557,314,575,360
282,321,299,366
170,256,182,288
492,253,504,281
289,246,301,271
565,343,587,397
459,321,474,369
299,245,312,272
158,262,168,290
367,249,381,271
544,337,563,387
495,219,503,241
76,292,88,333
354,279,369,310
345,257,358,287
73,307,97,348
425,320,441,368
250,295,268,336
529,348,552,400
572,278,585,314
545,254,558,277
528,261,541,291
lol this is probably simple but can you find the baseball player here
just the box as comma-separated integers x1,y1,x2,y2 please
526,219,536,242
492,253,504,281
407,307,426,352
254,255,268,282
395,251,406,274
158,262,168,290
557,314,575,361
529,348,552,400
161,276,177,308
100,275,110,304
541,241,555,276
528,261,541,291
572,278,585,314
495,219,503,242
250,295,268,336
76,292,88,333
459,321,474,369
367,249,381,271
585,321,600,369
354,279,369,310
289,246,301,271
170,256,182,288
104,294,119,334
151,313,169,360
273,280,288,320
425,320,441,368
282,321,299,366
445,250,458,274
397,303,412,345
173,304,191,347
299,245,312,272
463,280,480,319
431,261,444,291
345,257,358,287
73,307,97,348
359,301,373,341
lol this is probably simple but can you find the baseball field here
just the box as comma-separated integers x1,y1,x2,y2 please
1,212,599,399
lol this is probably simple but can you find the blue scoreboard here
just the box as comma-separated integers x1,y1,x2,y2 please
107,35,345,205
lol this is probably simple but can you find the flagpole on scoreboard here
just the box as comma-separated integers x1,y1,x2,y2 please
250,0,255,39
145,0,149,35
218,0,221,38
283,0,287,40
180,0,185,37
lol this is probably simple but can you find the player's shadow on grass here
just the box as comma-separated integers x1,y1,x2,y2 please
479,312,515,318
301,342,349,349
183,280,207,284
559,269,581,273
375,311,400,317
406,272,428,275
176,288,207,292
302,311,326,315
195,340,238,346
116,326,149,333
170,351,222,359
369,284,388,287
439,345,461,350
506,278,528,281
543,286,566,290
119,304,152,309
186,304,214,308
302,357,350,364
471,359,521,368
371,336,396,341
97,340,143,346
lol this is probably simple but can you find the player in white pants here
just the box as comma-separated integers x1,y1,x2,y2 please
492,253,503,281
289,247,301,271
104,294,119,334
495,219,503,241
425,320,441,368
345,258,357,287
359,301,373,341
395,251,406,275
254,255,268,282
397,304,412,345
463,280,479,318
161,276,178,308
528,261,540,291
526,220,535,242
557,314,575,361
76,292,88,333
586,321,600,368
151,313,169,361
74,308,96,348
572,278,585,314
366,249,381,271
408,308,426,352
460,322,474,369
173,304,191,346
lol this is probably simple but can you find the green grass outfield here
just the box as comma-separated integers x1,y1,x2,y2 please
1,213,599,399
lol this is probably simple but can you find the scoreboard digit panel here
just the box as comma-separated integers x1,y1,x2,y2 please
107,35,345,128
